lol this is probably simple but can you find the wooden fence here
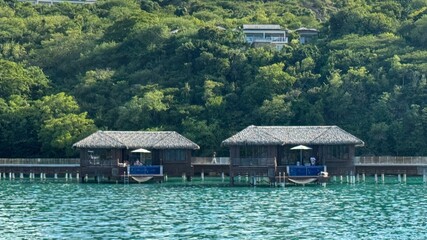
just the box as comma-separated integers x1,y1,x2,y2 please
0,158,80,166
355,156,427,166
192,157,230,165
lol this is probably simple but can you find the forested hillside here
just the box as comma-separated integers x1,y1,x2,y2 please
0,0,426,157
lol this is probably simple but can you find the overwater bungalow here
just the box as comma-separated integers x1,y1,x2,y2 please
222,125,364,184
73,131,199,182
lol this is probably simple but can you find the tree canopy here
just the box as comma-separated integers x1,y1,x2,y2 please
0,0,426,157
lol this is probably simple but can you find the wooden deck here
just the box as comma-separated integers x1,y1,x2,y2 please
1,156,426,182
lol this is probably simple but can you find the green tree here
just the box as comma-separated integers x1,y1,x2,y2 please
0,60,49,99
38,113,97,157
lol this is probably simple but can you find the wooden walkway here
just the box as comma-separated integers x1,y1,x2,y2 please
354,156,427,166
354,156,427,176
0,158,79,167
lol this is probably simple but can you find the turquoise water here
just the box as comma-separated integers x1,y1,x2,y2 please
1,179,426,239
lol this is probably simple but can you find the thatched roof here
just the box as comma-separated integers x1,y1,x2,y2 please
73,131,200,150
222,125,364,147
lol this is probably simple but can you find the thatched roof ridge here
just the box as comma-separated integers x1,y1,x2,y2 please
222,125,364,146
73,131,200,150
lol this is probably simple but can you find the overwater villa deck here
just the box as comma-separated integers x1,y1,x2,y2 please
222,125,364,185
72,130,200,182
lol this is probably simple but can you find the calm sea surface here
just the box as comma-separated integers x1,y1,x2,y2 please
1,178,426,239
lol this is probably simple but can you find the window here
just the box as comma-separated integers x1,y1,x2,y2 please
87,149,113,165
239,146,268,158
163,149,186,162
325,145,349,160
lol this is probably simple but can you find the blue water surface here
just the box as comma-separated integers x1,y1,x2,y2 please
0,178,426,239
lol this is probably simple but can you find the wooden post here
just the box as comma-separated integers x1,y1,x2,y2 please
398,174,401,183
362,173,366,182
374,173,378,183
282,172,286,188
381,173,385,184
423,169,426,183
403,173,406,183
201,171,204,182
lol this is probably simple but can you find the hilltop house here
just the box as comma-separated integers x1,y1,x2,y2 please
295,27,319,44
242,24,288,50
73,131,199,182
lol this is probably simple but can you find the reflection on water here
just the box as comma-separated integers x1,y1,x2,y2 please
0,179,426,239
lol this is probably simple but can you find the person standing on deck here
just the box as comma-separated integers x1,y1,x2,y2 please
211,152,217,164
310,156,316,166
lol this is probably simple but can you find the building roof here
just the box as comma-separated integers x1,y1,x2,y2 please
295,27,319,33
243,24,282,30
73,131,200,150
222,125,364,146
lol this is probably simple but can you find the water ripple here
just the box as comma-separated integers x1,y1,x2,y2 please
0,180,426,239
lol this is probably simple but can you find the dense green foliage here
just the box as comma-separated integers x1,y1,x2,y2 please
0,0,426,157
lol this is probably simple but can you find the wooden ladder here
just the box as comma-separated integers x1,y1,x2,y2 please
123,171,129,184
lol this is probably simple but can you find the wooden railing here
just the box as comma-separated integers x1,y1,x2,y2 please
231,157,275,166
191,157,230,165
355,156,427,166
0,158,80,166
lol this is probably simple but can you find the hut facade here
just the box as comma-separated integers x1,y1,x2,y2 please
222,125,364,180
73,131,199,181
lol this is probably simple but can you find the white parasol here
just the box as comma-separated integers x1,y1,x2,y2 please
290,145,312,163
131,148,151,153
131,148,151,163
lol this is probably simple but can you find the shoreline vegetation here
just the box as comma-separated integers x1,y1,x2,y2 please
0,0,426,159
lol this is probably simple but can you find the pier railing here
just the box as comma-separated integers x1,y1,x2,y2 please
0,158,80,166
355,156,427,166
192,157,230,165
231,157,275,166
